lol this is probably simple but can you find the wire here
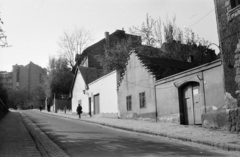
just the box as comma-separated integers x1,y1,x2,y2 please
189,9,214,28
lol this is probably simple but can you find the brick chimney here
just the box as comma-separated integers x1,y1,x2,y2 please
105,32,109,47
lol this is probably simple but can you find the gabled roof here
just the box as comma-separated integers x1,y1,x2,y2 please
117,50,195,89
137,54,194,79
69,66,103,98
79,66,103,84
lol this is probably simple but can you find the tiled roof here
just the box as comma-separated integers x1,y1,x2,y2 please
136,54,194,79
78,66,103,85
117,50,195,89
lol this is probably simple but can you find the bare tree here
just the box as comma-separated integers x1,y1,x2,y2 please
58,27,93,68
0,12,8,47
130,13,156,47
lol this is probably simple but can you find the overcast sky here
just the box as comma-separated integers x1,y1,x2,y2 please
0,0,218,72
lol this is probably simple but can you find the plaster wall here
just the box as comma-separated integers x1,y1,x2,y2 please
71,70,89,114
155,60,224,123
88,70,118,114
118,53,156,120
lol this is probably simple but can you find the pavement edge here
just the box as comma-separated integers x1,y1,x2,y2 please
38,110,240,152
20,112,70,157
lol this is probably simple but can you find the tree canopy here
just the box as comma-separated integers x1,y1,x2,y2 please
44,56,74,99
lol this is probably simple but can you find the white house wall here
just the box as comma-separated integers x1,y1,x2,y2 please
88,70,118,116
71,70,89,114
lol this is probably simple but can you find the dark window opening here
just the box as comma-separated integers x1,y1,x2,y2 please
126,95,132,111
16,67,20,82
231,0,240,8
139,92,146,108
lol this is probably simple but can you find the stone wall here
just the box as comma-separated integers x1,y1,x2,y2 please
227,107,240,133
202,107,240,134
214,0,240,98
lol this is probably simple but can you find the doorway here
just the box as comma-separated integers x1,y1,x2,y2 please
182,82,201,125
93,94,100,114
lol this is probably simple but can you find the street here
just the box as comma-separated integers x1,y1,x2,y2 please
22,110,239,157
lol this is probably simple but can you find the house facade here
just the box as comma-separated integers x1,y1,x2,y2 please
117,51,194,121
214,0,240,99
88,70,119,118
71,66,102,115
155,59,225,125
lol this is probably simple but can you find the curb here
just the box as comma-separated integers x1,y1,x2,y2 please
20,112,70,157
37,110,240,152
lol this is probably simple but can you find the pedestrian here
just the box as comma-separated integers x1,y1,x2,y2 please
39,105,42,112
76,104,82,118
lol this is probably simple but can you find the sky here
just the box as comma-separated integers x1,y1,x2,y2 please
0,0,218,72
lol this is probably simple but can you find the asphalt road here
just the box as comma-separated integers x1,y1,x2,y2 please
23,110,238,157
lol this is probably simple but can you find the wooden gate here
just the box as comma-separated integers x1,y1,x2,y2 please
183,82,201,125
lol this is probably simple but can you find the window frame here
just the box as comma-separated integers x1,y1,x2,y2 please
139,92,146,108
126,95,132,111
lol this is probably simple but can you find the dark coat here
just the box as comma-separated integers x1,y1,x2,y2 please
77,105,82,114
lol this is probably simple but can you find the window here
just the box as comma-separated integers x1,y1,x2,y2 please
231,0,240,8
126,96,132,111
139,92,146,108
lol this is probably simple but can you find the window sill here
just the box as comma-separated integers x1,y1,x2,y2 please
228,5,240,21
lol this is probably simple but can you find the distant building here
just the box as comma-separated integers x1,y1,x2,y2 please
12,61,46,92
75,29,141,70
0,71,13,90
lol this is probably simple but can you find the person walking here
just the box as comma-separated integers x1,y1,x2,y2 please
76,104,82,118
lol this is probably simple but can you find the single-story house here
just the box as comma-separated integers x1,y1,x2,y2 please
70,66,103,115
71,66,119,118
117,50,194,121
87,70,120,118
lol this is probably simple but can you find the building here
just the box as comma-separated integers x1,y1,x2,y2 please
70,66,103,115
0,71,13,90
214,0,240,98
117,50,194,121
75,29,141,69
70,66,120,118
12,62,46,92
155,59,224,125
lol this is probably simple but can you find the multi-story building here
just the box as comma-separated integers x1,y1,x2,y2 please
75,29,141,69
12,61,46,92
0,71,13,90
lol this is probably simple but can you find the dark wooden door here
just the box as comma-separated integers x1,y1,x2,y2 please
94,94,100,114
183,82,201,125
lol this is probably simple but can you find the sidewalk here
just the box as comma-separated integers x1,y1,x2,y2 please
0,110,42,157
38,109,240,152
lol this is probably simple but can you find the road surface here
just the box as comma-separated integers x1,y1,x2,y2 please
23,110,239,157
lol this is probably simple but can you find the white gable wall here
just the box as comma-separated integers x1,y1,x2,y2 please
71,69,89,114
88,70,118,115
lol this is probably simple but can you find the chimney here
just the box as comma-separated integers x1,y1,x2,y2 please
187,55,194,63
105,32,109,47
